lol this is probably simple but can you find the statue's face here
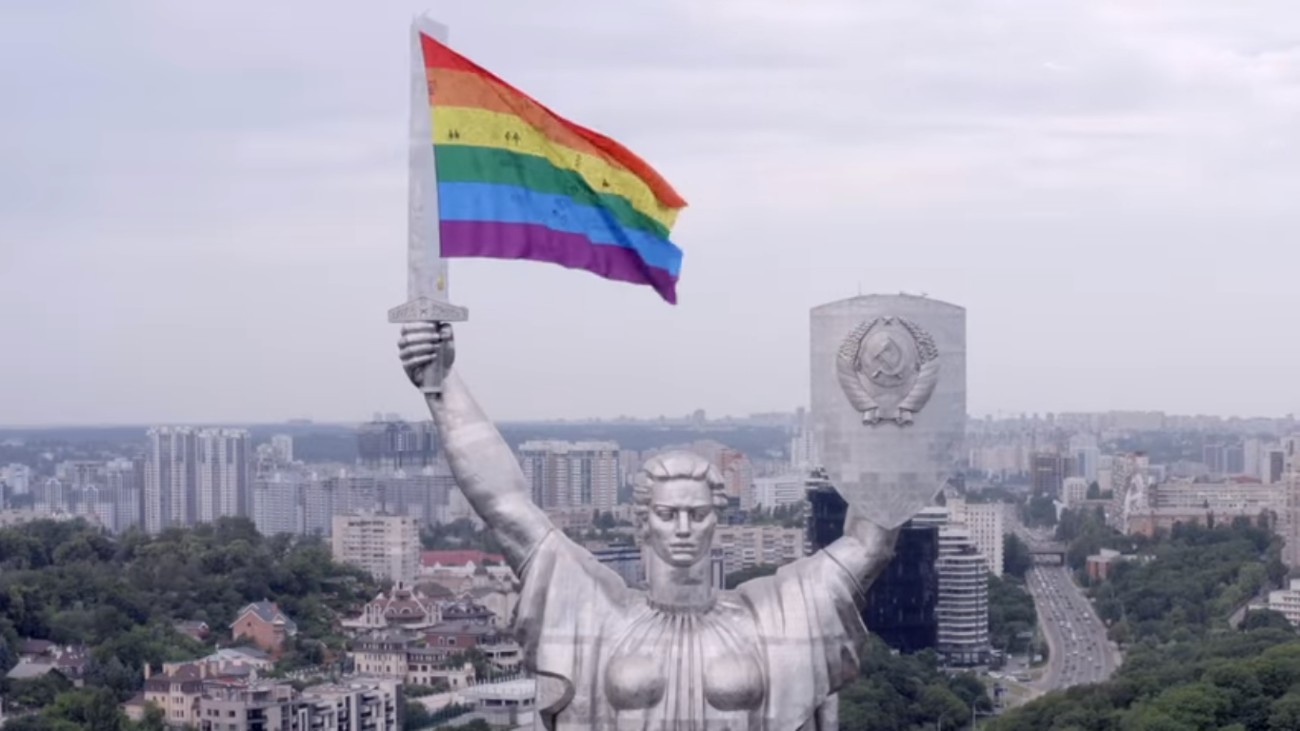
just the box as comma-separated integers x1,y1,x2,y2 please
644,478,717,568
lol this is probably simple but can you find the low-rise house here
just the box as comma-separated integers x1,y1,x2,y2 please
299,676,402,730
419,622,523,669
198,647,273,677
341,582,442,634
439,598,496,626
5,641,90,687
462,676,538,728
349,629,478,688
230,600,298,656
463,585,518,625
174,620,211,643
142,663,207,728
127,675,403,730
198,680,297,731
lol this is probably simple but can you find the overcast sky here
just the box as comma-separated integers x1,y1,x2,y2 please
3,1,1299,426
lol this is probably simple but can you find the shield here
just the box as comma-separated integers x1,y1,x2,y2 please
813,307,964,529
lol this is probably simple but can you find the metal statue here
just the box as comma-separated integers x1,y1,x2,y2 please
398,322,901,730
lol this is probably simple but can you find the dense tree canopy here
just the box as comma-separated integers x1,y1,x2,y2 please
0,518,378,728
989,575,1037,655
989,521,1292,731
1003,533,1033,579
838,638,992,730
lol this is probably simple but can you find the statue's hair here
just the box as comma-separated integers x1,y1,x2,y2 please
631,451,730,522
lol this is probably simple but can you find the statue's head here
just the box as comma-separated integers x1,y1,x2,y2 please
633,451,728,569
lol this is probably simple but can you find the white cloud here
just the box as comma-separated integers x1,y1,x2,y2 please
2,0,1300,424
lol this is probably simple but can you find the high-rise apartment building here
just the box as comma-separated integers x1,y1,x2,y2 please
1030,452,1072,498
717,449,753,506
2,464,32,496
146,427,198,532
105,457,144,533
1282,472,1300,569
1068,434,1100,483
331,512,420,584
145,427,249,532
913,507,989,665
252,473,303,537
196,429,250,523
518,440,620,511
269,434,294,465
1062,477,1090,508
358,417,439,470
946,496,1005,577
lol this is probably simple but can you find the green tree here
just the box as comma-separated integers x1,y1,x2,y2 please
43,687,128,731
1242,609,1295,634
1023,493,1057,527
404,700,432,730
1003,533,1033,579
919,684,968,729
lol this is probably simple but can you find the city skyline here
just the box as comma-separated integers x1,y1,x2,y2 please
3,403,1300,431
5,2,1300,425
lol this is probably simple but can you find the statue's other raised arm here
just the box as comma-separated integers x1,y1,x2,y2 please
399,322,552,573
833,506,901,609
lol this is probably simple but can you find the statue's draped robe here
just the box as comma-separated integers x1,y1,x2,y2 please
515,531,868,730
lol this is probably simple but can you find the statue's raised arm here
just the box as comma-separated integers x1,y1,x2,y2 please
398,322,552,573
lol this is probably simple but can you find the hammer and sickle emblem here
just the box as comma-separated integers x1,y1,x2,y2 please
868,336,906,380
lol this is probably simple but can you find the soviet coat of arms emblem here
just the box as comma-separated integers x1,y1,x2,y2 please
836,317,940,425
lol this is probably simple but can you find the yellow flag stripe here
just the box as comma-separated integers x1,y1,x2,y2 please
433,106,680,230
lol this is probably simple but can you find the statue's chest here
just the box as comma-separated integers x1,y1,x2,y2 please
598,599,767,727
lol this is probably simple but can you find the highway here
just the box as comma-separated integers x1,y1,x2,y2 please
1028,563,1120,689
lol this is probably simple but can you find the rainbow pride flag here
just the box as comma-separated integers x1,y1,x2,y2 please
419,32,688,304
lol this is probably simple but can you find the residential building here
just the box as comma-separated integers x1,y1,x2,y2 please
195,428,250,523
142,663,206,728
298,677,402,731
332,512,420,584
1269,578,1300,628
913,507,990,665
342,583,442,633
1283,472,1300,568
198,681,297,731
1030,452,1072,498
751,474,807,510
2,463,32,495
946,497,1006,577
146,427,197,532
270,434,295,465
1069,434,1101,483
712,524,804,570
105,457,144,533
230,601,298,656
462,677,538,728
1062,477,1090,508
357,416,439,470
349,630,480,687
252,472,303,536
5,641,90,687
171,675,405,731
173,621,211,643
518,440,621,511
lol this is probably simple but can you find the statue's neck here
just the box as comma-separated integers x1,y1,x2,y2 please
644,551,715,612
